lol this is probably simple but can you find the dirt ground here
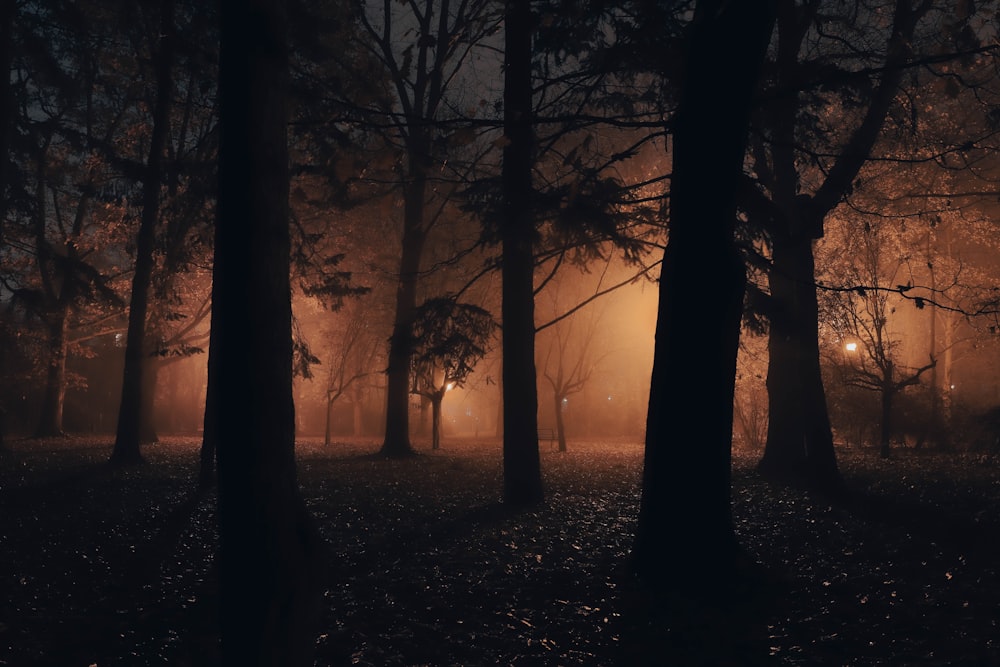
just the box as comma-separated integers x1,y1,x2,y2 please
1,436,998,666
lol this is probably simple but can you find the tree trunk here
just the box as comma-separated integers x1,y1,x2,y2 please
501,0,543,508
381,147,430,458
758,232,844,494
36,313,68,438
431,393,442,450
555,393,567,453
211,2,324,663
111,0,174,466
631,0,775,592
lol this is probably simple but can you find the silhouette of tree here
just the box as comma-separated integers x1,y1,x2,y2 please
411,296,496,449
111,0,176,466
500,0,544,507
631,0,776,591
537,292,608,453
747,0,996,494
209,0,324,662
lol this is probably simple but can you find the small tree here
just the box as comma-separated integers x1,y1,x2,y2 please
411,297,496,450
321,304,381,444
538,305,608,452
823,217,935,458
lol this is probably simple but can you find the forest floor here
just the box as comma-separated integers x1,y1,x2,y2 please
1,436,999,666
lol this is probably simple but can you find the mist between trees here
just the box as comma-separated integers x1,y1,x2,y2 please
2,0,1000,663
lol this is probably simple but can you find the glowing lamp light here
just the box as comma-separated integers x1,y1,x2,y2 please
845,342,858,352
446,382,455,392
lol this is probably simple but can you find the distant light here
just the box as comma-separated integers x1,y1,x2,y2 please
446,382,455,391
845,342,858,352
950,384,955,390
607,395,612,401
562,397,568,404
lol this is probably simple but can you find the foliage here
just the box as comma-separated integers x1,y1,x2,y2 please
410,297,497,397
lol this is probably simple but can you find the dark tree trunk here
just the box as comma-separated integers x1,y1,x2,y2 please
631,0,775,592
211,1,324,663
555,393,567,453
36,313,68,438
501,0,543,508
758,232,844,494
431,392,442,450
381,152,429,458
111,0,174,466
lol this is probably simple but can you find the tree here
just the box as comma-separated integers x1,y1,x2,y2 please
210,0,323,662
537,292,607,452
500,0,544,507
111,0,175,466
631,0,776,590
320,300,381,444
4,2,138,437
822,215,936,457
343,0,503,458
748,0,991,493
411,297,496,450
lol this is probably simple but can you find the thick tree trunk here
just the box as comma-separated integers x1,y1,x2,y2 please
501,0,543,507
211,2,324,663
631,0,775,592
381,151,429,458
111,0,174,466
36,314,68,438
758,232,844,494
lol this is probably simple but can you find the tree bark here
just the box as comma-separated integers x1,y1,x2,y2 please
381,147,429,458
211,1,324,663
111,0,173,466
501,0,543,507
758,231,843,493
631,0,775,592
